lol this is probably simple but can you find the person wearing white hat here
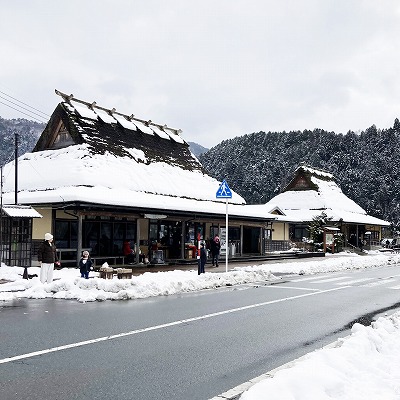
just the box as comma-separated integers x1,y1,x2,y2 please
37,233,59,283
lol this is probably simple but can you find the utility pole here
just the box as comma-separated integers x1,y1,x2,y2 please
14,132,18,205
0,166,3,267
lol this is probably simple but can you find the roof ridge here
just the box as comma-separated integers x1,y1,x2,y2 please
297,163,334,180
55,89,182,135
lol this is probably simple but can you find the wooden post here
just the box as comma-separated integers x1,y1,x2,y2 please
136,219,140,263
77,213,83,263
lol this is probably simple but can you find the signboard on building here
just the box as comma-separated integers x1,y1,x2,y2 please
220,227,227,255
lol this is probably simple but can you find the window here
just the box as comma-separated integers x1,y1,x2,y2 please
51,123,75,149
291,225,309,241
113,223,125,255
1,217,33,267
57,217,137,256
55,220,78,249
185,222,205,245
149,220,158,244
228,227,240,241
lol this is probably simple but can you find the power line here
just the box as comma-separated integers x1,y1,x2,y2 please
0,90,49,119
0,100,47,124
0,95,48,122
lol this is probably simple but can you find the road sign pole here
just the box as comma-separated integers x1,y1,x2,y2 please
215,179,232,274
225,199,228,273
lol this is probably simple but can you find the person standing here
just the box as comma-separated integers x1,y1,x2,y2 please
210,235,221,267
123,240,135,264
37,233,59,283
198,242,207,275
79,250,93,279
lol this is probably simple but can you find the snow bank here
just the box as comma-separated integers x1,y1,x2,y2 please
240,311,400,400
1,252,399,303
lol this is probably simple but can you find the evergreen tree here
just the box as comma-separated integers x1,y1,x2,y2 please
199,118,400,231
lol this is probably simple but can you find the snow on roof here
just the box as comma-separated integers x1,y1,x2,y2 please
1,141,281,222
6,94,275,219
73,104,98,120
1,205,42,218
112,114,138,131
60,93,180,142
150,125,170,140
2,144,246,205
298,165,334,179
95,108,116,124
277,179,365,214
3,186,277,220
266,170,390,226
272,208,390,226
130,118,154,136
165,129,185,144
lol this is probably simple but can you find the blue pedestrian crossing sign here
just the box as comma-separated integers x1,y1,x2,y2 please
216,180,232,198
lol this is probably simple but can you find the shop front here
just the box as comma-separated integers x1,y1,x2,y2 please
31,206,273,266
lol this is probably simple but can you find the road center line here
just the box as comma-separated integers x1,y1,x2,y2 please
0,286,349,365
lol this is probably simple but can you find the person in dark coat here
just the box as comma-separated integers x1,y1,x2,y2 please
79,250,93,279
198,242,207,275
37,232,59,283
210,235,221,267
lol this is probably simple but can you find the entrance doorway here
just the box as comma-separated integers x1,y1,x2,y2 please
243,227,260,254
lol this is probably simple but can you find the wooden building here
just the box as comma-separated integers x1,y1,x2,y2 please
2,90,276,266
264,165,390,250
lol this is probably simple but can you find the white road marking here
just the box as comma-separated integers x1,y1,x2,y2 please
0,286,349,365
310,276,351,284
290,276,332,282
360,279,397,287
388,285,400,289
265,285,320,291
335,278,375,285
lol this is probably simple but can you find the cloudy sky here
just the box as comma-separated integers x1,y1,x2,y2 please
1,1,400,148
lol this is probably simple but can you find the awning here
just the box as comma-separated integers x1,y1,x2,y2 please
2,205,43,218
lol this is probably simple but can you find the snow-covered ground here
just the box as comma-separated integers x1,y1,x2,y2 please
239,312,400,400
2,251,400,399
1,252,399,303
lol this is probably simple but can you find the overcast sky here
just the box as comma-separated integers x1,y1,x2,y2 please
1,1,400,148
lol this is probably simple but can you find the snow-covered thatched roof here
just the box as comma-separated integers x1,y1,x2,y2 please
265,165,390,226
2,91,277,221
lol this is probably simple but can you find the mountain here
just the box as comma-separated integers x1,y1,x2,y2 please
199,119,400,228
0,117,44,166
188,141,209,158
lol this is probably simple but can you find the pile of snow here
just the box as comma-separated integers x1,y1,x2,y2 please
0,264,277,303
240,312,400,400
1,252,399,303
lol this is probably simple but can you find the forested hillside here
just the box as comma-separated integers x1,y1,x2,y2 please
2,114,400,229
200,119,400,228
0,117,44,166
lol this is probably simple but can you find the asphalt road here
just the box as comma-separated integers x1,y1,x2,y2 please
1,263,400,399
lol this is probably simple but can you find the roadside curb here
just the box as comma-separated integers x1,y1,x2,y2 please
209,340,341,400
